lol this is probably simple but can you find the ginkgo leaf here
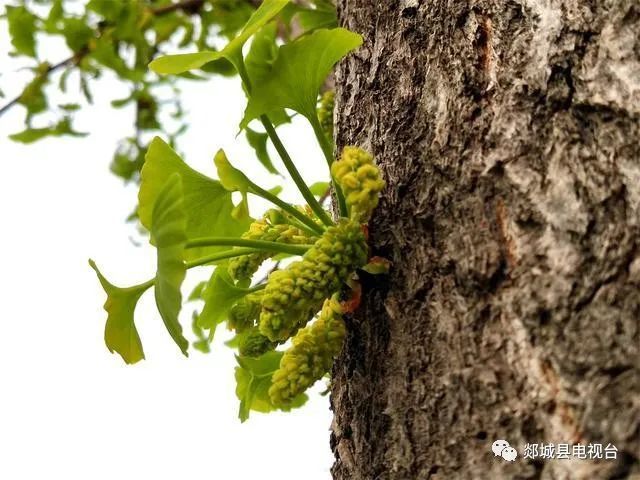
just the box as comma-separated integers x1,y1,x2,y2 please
139,137,251,260
89,260,148,365
198,266,255,331
214,149,251,193
235,352,307,422
149,0,289,74
151,173,189,356
309,181,330,197
6,5,37,58
213,149,251,221
240,28,362,129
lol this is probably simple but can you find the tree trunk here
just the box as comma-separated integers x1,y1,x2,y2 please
330,1,640,479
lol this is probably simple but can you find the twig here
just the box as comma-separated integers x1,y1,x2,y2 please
0,0,206,118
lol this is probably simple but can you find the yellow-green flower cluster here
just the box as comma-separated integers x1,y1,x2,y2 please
269,296,345,406
228,292,263,333
331,146,385,222
259,219,367,342
228,213,316,282
317,90,335,140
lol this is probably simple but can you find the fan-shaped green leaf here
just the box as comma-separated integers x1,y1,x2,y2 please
241,28,362,129
89,260,149,364
151,174,189,356
149,0,289,74
139,137,251,260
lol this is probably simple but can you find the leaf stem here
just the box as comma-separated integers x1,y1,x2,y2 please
246,180,323,236
309,114,348,217
259,118,334,226
185,247,261,269
235,59,334,227
185,237,313,255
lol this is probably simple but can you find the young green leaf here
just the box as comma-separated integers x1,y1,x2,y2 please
89,260,149,364
234,352,307,422
139,137,251,260
213,149,251,193
151,174,189,356
240,28,362,129
309,181,330,197
198,266,255,331
6,5,38,58
149,0,289,74
213,149,251,220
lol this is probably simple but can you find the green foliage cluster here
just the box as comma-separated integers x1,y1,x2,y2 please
1,0,338,185
65,0,386,421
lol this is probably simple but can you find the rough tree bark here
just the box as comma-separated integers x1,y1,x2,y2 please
330,1,639,479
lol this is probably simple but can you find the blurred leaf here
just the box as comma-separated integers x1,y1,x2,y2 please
58,67,72,92
62,18,93,52
44,0,63,33
87,0,124,22
80,73,93,103
151,174,189,356
139,137,251,260
58,103,80,111
111,94,134,108
89,260,147,364
91,38,141,81
6,5,38,58
187,281,207,301
241,28,362,128
135,92,160,130
191,312,210,353
153,12,184,43
149,0,289,74
9,117,87,144
110,140,145,182
296,3,337,32
235,351,307,422
18,69,48,115
309,181,330,197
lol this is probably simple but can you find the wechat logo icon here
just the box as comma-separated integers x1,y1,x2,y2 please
492,439,518,462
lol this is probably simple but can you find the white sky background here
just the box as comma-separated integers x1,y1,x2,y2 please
0,5,334,479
